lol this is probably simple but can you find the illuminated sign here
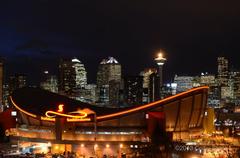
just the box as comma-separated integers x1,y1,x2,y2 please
57,104,64,113
45,104,91,121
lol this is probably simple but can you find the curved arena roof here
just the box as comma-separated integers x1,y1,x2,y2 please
10,86,209,132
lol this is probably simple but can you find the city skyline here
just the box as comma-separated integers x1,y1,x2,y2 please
0,54,239,85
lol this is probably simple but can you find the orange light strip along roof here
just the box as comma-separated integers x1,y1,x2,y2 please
96,86,209,121
10,96,37,118
10,86,208,122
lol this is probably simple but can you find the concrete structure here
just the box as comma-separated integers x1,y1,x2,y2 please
123,76,143,105
230,71,240,99
174,75,194,93
154,53,166,87
140,68,157,103
8,74,27,95
149,72,161,102
217,56,229,86
58,58,87,93
40,75,58,93
3,86,209,157
96,57,121,105
72,84,97,103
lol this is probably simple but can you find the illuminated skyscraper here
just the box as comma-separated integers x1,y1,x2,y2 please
72,58,87,88
174,75,194,93
230,70,240,100
217,56,229,86
9,74,27,95
96,57,121,105
0,59,3,112
124,76,143,105
140,68,157,103
59,58,87,93
40,74,58,93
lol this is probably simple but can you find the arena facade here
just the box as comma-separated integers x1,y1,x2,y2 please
2,86,208,157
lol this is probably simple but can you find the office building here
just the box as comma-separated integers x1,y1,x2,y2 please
174,75,194,93
58,58,87,94
40,75,58,93
230,71,240,100
96,57,121,105
8,74,27,95
200,73,221,107
124,76,143,105
140,68,157,103
72,84,97,103
2,84,10,109
217,56,229,86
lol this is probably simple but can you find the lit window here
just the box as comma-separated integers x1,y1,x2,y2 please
11,111,17,116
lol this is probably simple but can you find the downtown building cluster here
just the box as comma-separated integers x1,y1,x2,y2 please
173,56,240,108
0,55,240,111
0,56,167,111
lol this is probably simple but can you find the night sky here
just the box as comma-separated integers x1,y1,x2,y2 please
1,0,240,84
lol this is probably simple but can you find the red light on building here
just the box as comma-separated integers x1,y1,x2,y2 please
57,104,64,113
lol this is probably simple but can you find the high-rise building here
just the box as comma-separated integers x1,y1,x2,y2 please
9,74,27,95
230,70,240,100
40,75,58,93
59,58,87,94
2,84,10,109
200,73,221,107
0,59,3,112
96,57,121,105
140,68,157,103
72,58,87,88
174,75,194,93
71,84,97,103
124,76,143,105
217,56,229,86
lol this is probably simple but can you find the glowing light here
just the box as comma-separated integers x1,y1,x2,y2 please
72,58,81,63
44,71,49,74
158,53,163,58
106,144,110,148
119,144,123,148
47,142,51,147
67,118,91,122
94,144,98,148
45,110,87,119
10,86,208,124
155,51,166,66
58,104,64,113
81,144,84,147
10,96,37,118
41,117,55,122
